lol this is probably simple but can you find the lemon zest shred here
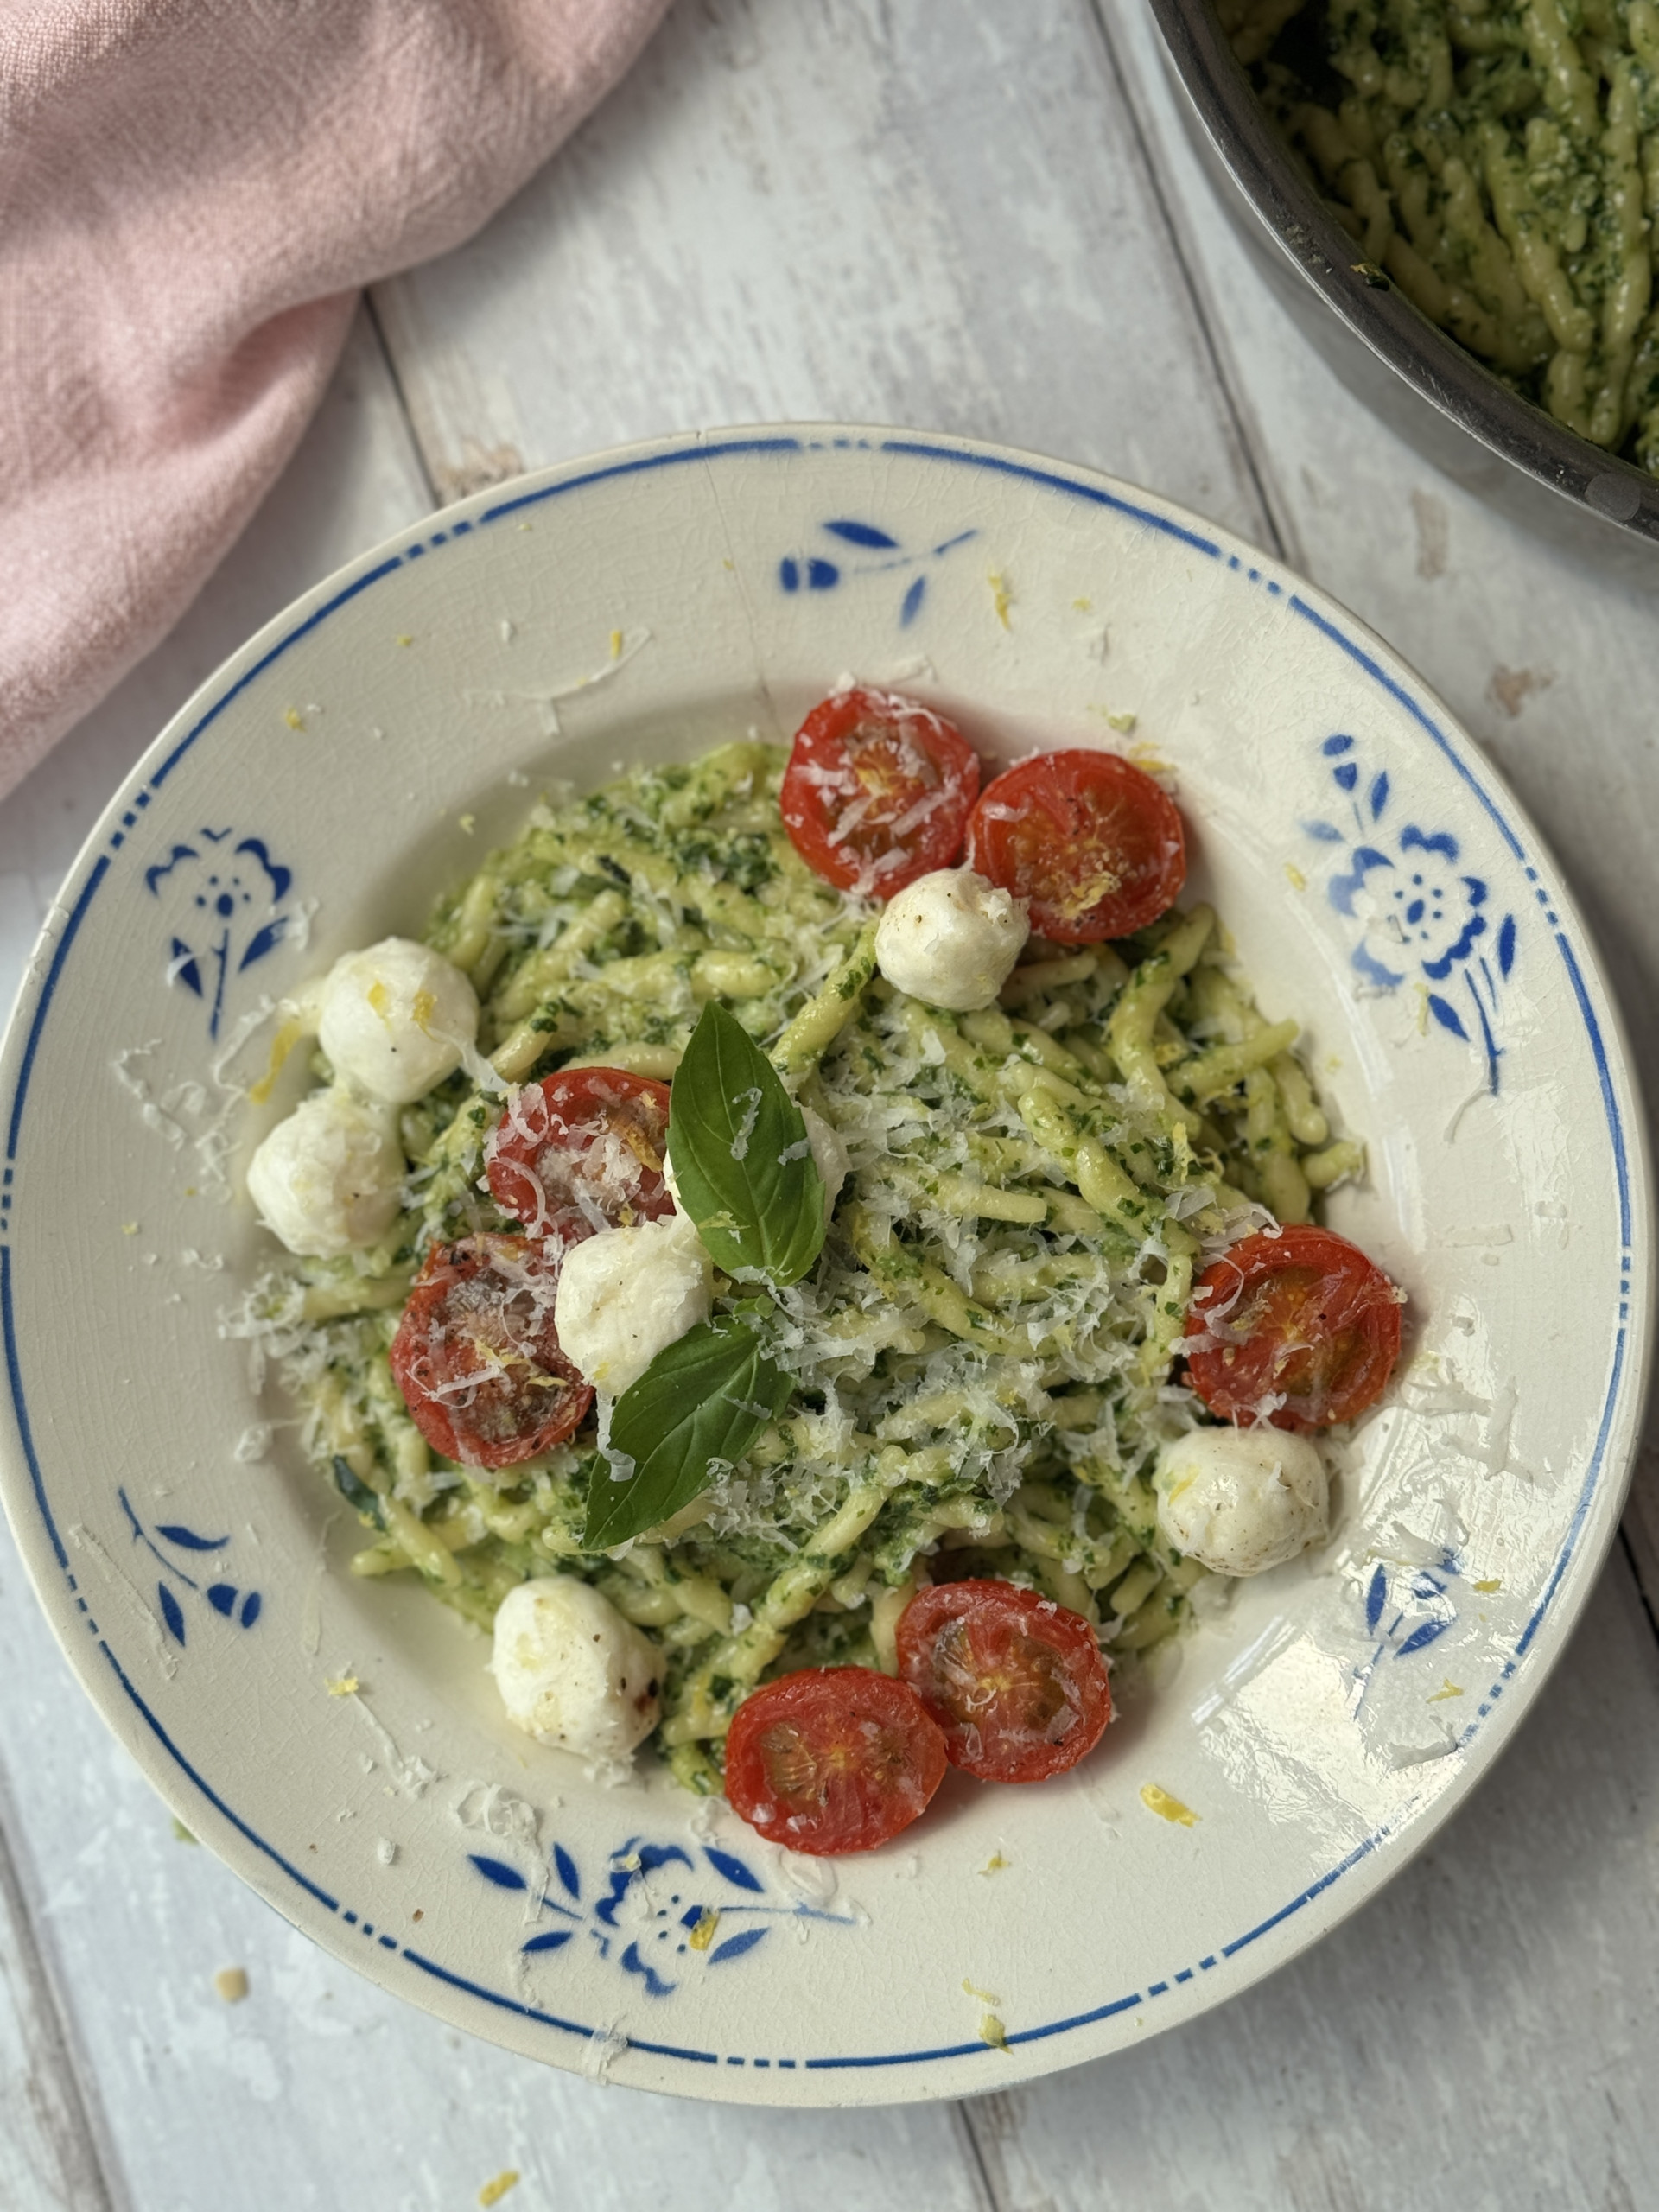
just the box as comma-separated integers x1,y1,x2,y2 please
1141,1783,1199,1827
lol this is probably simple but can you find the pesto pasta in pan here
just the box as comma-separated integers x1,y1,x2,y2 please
1230,0,1659,472
238,690,1399,1855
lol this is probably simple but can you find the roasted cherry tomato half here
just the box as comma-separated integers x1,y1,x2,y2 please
896,1580,1113,1783
723,1666,949,1855
1183,1224,1402,1432
965,748,1185,943
779,686,980,895
485,1069,672,1239
389,1233,593,1469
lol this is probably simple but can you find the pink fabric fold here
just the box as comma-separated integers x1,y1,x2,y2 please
0,0,670,799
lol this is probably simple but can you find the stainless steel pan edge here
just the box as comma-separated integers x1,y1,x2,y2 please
1147,0,1659,582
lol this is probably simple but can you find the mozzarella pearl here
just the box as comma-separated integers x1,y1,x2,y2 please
317,938,479,1105
491,1578,662,1762
245,1087,404,1257
553,1212,713,1397
874,867,1029,1011
1154,1427,1329,1577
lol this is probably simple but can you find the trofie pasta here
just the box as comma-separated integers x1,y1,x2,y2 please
236,704,1383,1837
1230,0,1659,471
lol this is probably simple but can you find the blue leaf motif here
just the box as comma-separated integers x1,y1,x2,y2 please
157,1584,186,1643
1365,1564,1387,1631
238,920,286,973
553,1843,581,1900
703,1846,766,1893
1397,1617,1452,1656
805,559,839,589
168,938,203,997
522,1929,574,1955
156,1524,229,1552
823,520,899,549
900,575,925,626
469,1854,528,1891
708,1927,768,1966
1497,914,1517,976
207,1583,238,1617
1301,819,1344,842
1333,762,1358,791
1369,772,1389,820
1427,994,1468,1039
239,1591,262,1629
779,557,800,593
1321,734,1355,756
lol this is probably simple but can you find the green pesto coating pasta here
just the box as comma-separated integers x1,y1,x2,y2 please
1246,0,1659,469
244,740,1364,1785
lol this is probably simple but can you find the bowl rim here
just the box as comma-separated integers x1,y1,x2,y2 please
0,421,1651,2102
1147,0,1659,548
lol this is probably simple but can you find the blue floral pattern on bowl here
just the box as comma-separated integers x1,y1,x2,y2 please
118,1485,262,1644
467,1831,859,2000
778,517,976,627
1303,734,1517,1092
146,828,297,1039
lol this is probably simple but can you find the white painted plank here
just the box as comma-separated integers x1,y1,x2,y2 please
970,1550,1659,2211
368,0,1269,540
1105,0,1659,1618
0,1778,115,2211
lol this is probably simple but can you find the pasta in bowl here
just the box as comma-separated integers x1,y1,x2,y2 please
238,714,1399,1853
0,428,1645,2101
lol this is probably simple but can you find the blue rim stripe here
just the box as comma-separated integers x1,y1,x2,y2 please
1287,595,1526,861
479,435,806,530
6,857,107,1165
1,432,1643,2081
149,557,405,791
401,1950,719,2064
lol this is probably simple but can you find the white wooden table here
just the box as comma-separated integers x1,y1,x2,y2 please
3,5,1657,2205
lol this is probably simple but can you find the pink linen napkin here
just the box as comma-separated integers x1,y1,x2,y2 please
0,0,670,802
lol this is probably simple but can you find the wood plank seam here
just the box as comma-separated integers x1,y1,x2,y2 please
952,2093,1016,2212
1089,0,1300,567
359,290,443,514
0,1769,124,2212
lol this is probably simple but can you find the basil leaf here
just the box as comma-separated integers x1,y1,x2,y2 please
581,1306,793,1550
667,1001,826,1286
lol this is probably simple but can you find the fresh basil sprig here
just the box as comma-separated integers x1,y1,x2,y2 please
666,1001,826,1287
582,1305,793,1550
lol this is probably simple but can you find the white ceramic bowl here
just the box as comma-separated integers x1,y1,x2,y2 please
0,428,1648,2106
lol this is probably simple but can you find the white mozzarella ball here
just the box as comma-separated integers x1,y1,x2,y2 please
245,1087,404,1257
317,938,479,1105
491,1577,662,1762
1154,1427,1329,1578
553,1213,713,1396
874,867,1029,1011
799,1105,850,1225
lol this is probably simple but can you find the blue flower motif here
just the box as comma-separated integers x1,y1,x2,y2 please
1304,736,1516,1092
146,829,297,1038
776,519,977,629
466,1831,858,2000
